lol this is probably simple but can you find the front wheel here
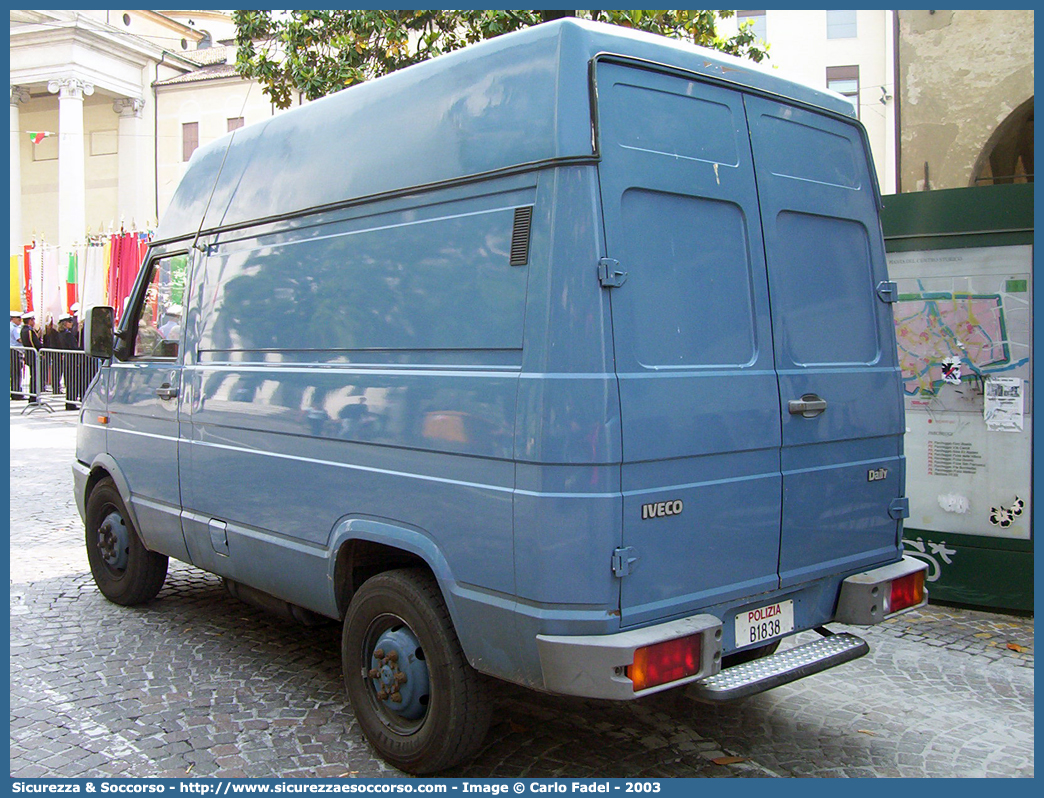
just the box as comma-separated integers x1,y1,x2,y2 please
342,568,492,774
84,477,168,605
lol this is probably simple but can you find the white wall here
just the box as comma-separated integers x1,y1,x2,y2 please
155,77,301,221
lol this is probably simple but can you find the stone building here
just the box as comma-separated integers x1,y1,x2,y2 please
896,9,1033,191
9,10,300,257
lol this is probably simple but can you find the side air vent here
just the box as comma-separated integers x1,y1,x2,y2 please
510,206,533,266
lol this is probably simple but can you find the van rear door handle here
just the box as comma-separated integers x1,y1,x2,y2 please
788,394,827,418
156,383,179,400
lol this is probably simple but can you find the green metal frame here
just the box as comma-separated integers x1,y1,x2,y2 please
882,183,1033,613
883,183,1033,251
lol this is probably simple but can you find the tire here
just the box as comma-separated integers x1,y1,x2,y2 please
342,568,492,774
84,477,168,605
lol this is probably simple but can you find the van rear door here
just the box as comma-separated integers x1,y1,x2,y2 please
744,96,905,587
597,63,905,625
595,62,783,626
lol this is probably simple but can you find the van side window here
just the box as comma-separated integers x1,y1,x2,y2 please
131,253,188,359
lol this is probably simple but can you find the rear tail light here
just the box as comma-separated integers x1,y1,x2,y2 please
627,634,702,692
888,570,925,614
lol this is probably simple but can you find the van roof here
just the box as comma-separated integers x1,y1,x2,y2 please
157,18,858,243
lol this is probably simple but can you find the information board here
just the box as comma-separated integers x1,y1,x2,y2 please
886,244,1031,541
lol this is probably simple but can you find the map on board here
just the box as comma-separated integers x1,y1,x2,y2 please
894,292,1014,396
885,242,1032,416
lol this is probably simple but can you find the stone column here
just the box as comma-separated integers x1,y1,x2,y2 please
10,86,29,258
47,77,94,249
113,97,147,229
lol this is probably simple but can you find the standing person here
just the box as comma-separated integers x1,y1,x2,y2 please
158,304,181,341
10,310,24,398
58,314,81,409
42,316,60,393
19,311,42,403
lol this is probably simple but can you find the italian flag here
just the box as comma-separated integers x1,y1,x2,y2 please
28,131,53,145
66,252,78,311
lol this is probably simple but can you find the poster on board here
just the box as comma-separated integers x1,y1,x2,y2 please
983,375,1024,432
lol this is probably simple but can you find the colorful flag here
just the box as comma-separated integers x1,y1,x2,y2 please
27,131,53,145
22,245,33,312
66,252,78,311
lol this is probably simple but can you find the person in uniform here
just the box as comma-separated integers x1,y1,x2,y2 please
10,310,24,398
19,311,42,402
42,316,60,393
158,304,182,341
58,313,81,409
70,302,81,345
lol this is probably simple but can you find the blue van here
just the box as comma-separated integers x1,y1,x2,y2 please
75,20,927,773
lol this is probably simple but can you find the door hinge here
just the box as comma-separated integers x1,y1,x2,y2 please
876,280,899,303
889,497,910,520
598,258,628,288
612,546,640,577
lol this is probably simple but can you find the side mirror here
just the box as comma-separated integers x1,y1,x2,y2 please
84,306,114,359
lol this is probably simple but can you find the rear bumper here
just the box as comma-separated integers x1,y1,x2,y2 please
536,613,722,700
533,555,927,701
689,556,927,703
833,555,929,625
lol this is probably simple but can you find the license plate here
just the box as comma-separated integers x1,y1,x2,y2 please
734,600,794,647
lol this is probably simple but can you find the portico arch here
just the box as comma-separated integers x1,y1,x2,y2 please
971,96,1034,186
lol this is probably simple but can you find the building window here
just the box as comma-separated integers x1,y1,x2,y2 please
227,117,245,133
182,122,199,162
736,10,766,42
826,10,857,39
826,65,860,118
122,13,131,26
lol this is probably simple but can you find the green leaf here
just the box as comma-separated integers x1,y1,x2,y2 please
232,9,770,105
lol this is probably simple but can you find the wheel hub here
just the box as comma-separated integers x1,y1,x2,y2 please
368,625,430,721
97,510,129,571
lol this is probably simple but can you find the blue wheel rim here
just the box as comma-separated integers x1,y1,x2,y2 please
365,618,431,731
97,509,129,572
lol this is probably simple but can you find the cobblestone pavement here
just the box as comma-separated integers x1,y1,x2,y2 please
9,404,1035,779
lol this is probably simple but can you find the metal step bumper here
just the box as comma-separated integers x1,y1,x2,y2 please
691,631,869,703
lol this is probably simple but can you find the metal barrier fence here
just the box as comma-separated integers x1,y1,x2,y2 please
10,346,99,413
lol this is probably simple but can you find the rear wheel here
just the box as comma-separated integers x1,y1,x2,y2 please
84,477,168,605
342,568,492,774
